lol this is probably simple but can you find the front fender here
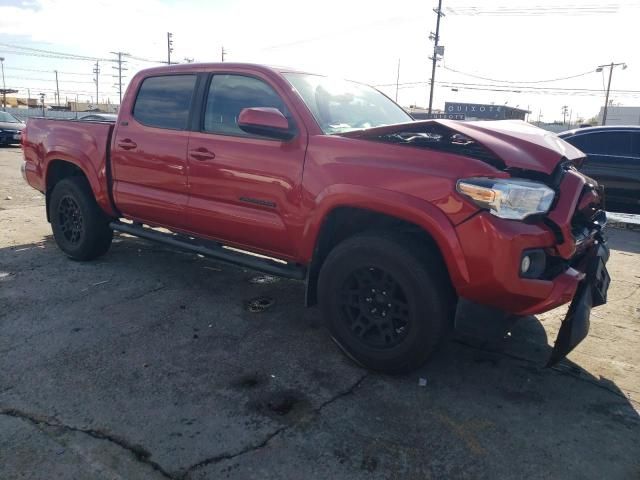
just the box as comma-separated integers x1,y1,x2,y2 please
301,184,470,287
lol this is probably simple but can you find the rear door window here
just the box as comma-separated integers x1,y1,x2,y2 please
133,75,197,130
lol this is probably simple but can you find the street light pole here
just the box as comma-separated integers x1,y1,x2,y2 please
597,62,627,125
0,57,6,111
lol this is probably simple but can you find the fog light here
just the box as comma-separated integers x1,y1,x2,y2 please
519,249,547,279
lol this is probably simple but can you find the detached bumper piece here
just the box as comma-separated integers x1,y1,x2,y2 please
547,240,610,367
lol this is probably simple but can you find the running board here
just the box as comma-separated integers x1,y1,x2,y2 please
109,221,306,280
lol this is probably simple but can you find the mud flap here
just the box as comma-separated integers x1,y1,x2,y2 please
547,244,610,367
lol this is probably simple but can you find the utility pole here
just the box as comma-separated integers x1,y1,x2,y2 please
395,58,401,102
561,105,568,125
39,93,45,116
221,46,227,62
93,60,100,106
167,32,174,65
27,88,31,110
111,51,129,105
428,0,444,114
0,57,5,111
54,70,60,106
597,61,627,125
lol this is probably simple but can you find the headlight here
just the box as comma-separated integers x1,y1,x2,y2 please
457,177,555,220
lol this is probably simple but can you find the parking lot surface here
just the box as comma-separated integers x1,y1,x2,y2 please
1,146,639,479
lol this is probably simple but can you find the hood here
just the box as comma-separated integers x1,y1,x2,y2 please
339,119,585,175
0,121,25,131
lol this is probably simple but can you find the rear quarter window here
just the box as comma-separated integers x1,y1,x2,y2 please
133,75,196,130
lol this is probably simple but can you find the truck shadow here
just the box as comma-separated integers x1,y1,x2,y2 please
1,233,638,477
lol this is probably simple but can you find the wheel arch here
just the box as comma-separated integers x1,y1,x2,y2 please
44,152,116,221
302,185,470,306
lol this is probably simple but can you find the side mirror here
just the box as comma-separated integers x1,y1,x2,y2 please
238,107,294,140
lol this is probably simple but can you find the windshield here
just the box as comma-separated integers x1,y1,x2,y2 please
0,112,20,123
284,73,413,134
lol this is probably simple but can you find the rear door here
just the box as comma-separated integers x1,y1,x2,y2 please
111,74,197,228
184,73,307,259
569,130,640,206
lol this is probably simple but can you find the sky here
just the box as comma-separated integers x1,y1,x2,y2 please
0,0,639,123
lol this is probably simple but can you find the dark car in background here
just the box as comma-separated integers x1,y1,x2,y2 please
559,126,640,213
0,111,25,146
79,113,118,122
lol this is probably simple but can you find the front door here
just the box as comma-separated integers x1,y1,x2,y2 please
185,73,307,259
111,74,197,228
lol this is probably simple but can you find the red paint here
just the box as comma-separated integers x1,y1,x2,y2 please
238,107,290,131
21,63,604,317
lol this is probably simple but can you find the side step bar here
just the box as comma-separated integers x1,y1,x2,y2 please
110,221,307,280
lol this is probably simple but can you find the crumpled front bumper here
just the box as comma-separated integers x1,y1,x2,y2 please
454,167,610,365
547,239,610,366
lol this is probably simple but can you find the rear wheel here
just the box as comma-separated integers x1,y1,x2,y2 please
318,232,455,374
49,177,113,260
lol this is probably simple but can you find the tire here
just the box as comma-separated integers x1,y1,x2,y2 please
49,176,113,261
318,232,455,374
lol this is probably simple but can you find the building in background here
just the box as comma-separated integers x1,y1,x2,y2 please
444,102,529,121
4,97,39,108
597,106,640,125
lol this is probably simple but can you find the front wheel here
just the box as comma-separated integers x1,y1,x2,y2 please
318,232,455,374
49,177,113,261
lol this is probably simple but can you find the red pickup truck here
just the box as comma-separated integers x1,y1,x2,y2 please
22,63,610,373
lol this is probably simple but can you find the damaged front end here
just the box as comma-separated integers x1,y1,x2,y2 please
340,119,611,366
545,171,610,366
547,238,610,366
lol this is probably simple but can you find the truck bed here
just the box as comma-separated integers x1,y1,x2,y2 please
22,117,117,216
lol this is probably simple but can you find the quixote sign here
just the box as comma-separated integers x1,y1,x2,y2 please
445,102,504,120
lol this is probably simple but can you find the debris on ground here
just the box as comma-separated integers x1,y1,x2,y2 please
418,378,428,387
4,196,12,200
246,296,275,312
249,274,279,284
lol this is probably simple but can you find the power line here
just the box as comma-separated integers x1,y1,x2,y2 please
0,49,100,61
443,3,631,16
0,42,107,61
377,78,640,94
3,74,95,84
442,65,598,84
5,66,94,76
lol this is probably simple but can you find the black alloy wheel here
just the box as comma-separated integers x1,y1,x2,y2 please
339,266,410,349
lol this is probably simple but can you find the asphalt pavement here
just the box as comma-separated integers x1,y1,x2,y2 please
1,146,638,479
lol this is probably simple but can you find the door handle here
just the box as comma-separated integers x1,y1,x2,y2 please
189,147,216,161
118,138,137,150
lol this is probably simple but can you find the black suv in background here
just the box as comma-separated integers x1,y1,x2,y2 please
559,126,640,213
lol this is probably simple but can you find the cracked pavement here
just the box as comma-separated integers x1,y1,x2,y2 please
1,147,639,479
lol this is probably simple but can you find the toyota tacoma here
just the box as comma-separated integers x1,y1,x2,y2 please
21,63,610,373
